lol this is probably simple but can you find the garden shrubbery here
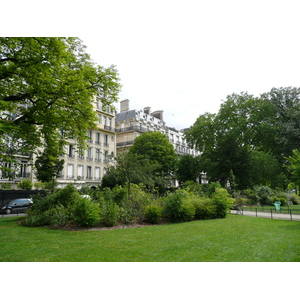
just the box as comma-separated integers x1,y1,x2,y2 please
23,182,236,228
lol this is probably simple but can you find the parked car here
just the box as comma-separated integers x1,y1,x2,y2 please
0,198,33,214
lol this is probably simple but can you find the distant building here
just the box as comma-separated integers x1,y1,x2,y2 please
115,99,201,157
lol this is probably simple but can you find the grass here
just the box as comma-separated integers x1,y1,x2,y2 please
1,214,300,262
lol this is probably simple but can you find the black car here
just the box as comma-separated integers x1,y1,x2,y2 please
0,198,33,214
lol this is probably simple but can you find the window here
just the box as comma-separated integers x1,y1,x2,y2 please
95,132,101,145
97,114,102,124
88,130,93,143
68,145,75,158
86,166,92,179
104,150,109,163
104,134,109,147
77,165,83,179
87,147,93,160
67,164,74,179
95,149,101,162
78,148,84,159
95,167,100,180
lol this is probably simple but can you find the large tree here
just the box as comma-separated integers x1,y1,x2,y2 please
0,37,121,170
185,90,289,189
176,154,201,185
129,131,178,177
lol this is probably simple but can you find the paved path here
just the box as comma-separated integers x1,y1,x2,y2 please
230,210,300,221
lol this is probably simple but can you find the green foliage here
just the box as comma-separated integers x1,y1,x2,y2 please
289,193,300,205
35,146,65,183
191,198,218,220
0,37,121,169
100,201,119,227
177,155,201,185
25,184,98,227
44,205,71,226
253,186,274,205
72,197,100,227
129,131,178,176
17,178,33,190
163,190,195,223
185,87,300,189
1,182,11,190
34,181,45,190
144,204,162,224
286,149,300,191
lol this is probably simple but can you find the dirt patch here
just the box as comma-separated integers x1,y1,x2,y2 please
43,222,160,231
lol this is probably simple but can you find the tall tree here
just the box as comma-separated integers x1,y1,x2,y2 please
0,37,121,170
129,131,178,177
176,155,201,185
185,91,287,189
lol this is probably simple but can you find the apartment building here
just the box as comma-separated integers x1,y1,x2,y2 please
0,97,116,189
115,99,201,157
56,97,116,189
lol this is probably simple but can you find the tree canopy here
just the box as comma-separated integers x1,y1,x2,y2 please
0,37,121,168
185,87,300,189
129,131,178,176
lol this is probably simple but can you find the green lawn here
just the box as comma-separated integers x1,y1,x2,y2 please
1,214,300,262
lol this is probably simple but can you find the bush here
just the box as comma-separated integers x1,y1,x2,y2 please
72,197,100,227
211,188,233,218
289,193,300,205
254,186,274,205
191,197,217,220
17,179,33,190
144,204,162,224
45,205,71,226
163,190,195,223
100,201,119,227
21,211,50,227
1,182,11,190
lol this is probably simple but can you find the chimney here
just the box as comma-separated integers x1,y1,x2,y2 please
120,99,129,112
144,106,151,114
151,110,164,121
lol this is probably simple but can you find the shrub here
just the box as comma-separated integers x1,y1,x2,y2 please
180,200,195,222
100,201,119,227
254,186,274,205
144,204,162,224
240,189,259,205
72,197,100,227
45,205,71,226
17,178,33,190
211,188,234,218
21,211,50,227
289,193,300,205
163,190,195,223
1,182,11,190
191,197,217,220
119,207,135,225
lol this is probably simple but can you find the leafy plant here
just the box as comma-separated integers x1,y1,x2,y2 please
17,178,33,190
72,197,100,227
144,204,162,224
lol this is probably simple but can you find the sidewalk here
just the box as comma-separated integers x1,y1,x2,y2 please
230,210,300,221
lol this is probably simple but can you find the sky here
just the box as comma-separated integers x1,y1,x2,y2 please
5,0,300,130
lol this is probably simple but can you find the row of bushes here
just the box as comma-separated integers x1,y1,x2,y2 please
232,186,300,206
22,183,234,228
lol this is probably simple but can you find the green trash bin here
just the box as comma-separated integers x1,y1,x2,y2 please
274,201,281,212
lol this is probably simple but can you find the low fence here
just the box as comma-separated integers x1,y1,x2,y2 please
231,206,300,221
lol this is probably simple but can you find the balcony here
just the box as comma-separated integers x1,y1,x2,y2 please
115,126,147,133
